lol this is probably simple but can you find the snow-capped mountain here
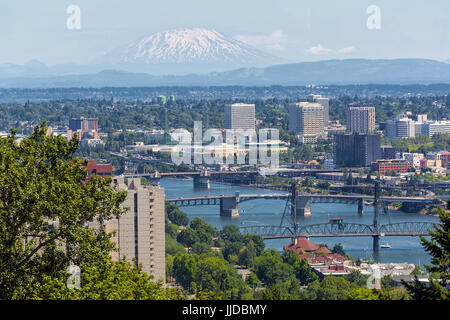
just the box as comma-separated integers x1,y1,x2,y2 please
97,28,286,74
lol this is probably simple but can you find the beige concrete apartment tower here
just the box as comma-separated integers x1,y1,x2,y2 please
288,102,325,135
307,94,329,125
225,103,256,130
111,176,166,282
346,103,376,133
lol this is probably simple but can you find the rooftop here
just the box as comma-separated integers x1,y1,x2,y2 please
284,236,331,255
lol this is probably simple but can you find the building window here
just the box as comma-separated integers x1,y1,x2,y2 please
134,193,138,264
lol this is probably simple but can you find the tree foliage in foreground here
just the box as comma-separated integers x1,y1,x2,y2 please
403,206,450,300
0,123,180,299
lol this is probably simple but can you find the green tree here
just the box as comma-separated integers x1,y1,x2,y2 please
281,250,299,265
331,243,346,256
27,256,182,300
222,241,243,263
346,287,379,300
190,217,218,238
380,275,394,291
238,240,257,267
195,256,229,296
0,123,175,299
261,279,301,300
165,235,186,256
176,228,200,248
192,242,213,255
410,265,424,276
254,250,295,286
220,225,244,243
244,234,265,256
300,276,376,300
194,256,251,299
166,203,189,226
173,253,197,291
294,258,319,286
195,229,213,245
245,272,261,289
403,207,450,300
165,222,179,238
344,270,368,287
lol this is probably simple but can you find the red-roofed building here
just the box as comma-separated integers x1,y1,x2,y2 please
283,236,331,255
284,237,354,277
85,160,113,181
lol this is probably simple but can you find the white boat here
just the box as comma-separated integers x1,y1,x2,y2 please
381,243,392,249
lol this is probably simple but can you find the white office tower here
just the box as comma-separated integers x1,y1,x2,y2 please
225,103,256,130
111,177,166,282
288,102,325,135
307,94,330,125
422,120,450,137
385,118,416,139
346,103,376,133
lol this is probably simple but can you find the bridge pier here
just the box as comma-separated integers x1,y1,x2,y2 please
220,197,239,217
193,176,210,189
358,199,364,215
373,235,380,252
294,195,311,216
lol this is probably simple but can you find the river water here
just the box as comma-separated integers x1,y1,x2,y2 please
161,178,440,267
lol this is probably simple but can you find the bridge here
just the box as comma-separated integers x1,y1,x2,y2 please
242,182,437,251
124,170,258,188
239,221,434,239
166,193,435,217
123,167,343,189
167,181,439,251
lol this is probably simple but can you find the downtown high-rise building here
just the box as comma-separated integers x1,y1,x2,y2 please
306,94,329,125
69,117,99,133
384,112,450,139
334,133,381,167
346,103,376,133
385,118,416,140
225,103,256,130
108,177,166,282
288,102,325,135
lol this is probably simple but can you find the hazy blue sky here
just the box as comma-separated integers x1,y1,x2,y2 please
1,0,450,65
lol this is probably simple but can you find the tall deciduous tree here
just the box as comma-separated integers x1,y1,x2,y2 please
173,253,197,291
0,124,177,299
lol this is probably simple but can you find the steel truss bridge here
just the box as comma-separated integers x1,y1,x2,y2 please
238,221,435,239
167,193,433,207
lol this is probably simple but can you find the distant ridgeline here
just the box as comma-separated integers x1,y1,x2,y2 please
2,84,450,103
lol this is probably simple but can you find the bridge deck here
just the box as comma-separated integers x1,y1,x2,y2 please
167,193,433,203
261,232,430,239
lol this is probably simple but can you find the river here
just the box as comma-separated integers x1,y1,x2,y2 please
161,178,440,267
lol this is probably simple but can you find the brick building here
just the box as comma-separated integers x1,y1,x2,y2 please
85,160,113,180
370,159,412,175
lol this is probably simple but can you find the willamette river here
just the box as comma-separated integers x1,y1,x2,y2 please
161,178,440,267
